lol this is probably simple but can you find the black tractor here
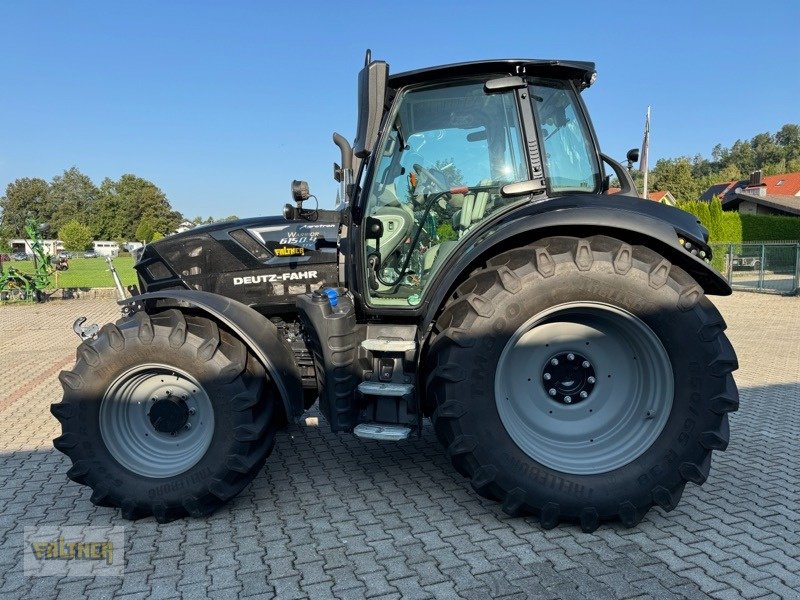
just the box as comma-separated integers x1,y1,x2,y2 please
52,54,738,531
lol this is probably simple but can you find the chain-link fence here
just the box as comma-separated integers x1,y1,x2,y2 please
710,242,800,295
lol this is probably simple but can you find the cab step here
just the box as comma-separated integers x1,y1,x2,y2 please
360,338,416,353
357,381,414,397
353,423,412,441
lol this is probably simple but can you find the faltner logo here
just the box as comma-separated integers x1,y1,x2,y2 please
233,271,318,285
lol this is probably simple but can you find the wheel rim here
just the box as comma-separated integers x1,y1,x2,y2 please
495,302,673,475
99,364,215,478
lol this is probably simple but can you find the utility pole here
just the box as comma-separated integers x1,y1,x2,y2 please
641,106,651,200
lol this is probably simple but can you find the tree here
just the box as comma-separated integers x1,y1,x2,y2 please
192,215,239,224
0,178,51,237
91,177,128,241
0,225,10,252
135,218,155,244
432,159,465,187
49,167,99,234
706,197,724,240
151,231,165,241
59,220,94,252
100,175,182,240
650,157,704,201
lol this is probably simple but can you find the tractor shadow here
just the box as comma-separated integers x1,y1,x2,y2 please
0,381,795,534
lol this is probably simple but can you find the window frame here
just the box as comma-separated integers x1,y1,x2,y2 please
527,78,604,196
356,76,531,311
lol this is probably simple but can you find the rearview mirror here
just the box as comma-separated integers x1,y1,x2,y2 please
626,148,640,164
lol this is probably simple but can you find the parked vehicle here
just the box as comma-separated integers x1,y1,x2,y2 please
83,251,98,259
53,54,738,531
11,252,28,261
51,256,70,271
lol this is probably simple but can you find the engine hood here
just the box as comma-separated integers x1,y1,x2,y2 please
134,211,341,312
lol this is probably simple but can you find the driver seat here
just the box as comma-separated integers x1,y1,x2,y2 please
452,179,494,238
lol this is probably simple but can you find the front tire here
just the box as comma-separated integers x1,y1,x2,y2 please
52,309,277,523
426,235,738,531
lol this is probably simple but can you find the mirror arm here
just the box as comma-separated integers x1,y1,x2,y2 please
600,153,637,196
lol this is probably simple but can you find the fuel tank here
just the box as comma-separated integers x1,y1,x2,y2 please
134,211,341,315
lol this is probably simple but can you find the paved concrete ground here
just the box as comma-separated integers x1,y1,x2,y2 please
0,293,798,599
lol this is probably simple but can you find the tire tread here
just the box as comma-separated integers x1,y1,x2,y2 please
427,235,738,529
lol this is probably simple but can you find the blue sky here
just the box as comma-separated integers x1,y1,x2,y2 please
1,1,798,219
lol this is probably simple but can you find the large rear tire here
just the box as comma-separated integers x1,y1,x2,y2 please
426,235,738,531
52,309,277,523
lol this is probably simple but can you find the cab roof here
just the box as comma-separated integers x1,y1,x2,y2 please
388,59,596,88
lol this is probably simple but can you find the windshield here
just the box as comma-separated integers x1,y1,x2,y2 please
363,80,527,307
529,79,601,193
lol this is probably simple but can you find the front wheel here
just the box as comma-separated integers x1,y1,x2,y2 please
52,309,277,523
426,235,738,531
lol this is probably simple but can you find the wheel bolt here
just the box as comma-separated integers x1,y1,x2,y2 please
587,376,596,384
582,361,590,368
580,391,588,399
548,388,557,396
188,408,196,416
551,358,559,366
564,396,572,403
543,373,552,381
184,423,192,430
567,353,575,361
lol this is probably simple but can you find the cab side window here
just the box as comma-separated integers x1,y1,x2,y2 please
529,79,601,193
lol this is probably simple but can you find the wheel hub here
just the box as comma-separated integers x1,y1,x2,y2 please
495,302,674,475
149,395,190,434
541,352,596,404
99,365,214,478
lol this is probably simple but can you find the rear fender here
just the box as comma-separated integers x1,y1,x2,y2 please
421,198,731,331
123,290,304,421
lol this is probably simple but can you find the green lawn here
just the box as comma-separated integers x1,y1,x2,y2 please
2,256,139,289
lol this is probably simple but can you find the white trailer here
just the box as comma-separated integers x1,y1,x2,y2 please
92,241,120,257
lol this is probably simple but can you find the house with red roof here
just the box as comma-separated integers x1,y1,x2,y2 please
607,188,676,206
700,171,800,217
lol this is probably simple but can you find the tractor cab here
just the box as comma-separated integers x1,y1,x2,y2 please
333,56,632,310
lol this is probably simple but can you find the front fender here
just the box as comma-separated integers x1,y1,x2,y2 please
420,194,730,330
122,290,304,421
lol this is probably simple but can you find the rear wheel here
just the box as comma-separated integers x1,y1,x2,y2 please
426,235,738,531
52,309,277,522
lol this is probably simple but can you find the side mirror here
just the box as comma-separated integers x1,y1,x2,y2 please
353,55,388,159
626,148,640,164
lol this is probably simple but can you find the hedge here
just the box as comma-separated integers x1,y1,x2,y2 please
740,214,800,242
677,197,800,243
